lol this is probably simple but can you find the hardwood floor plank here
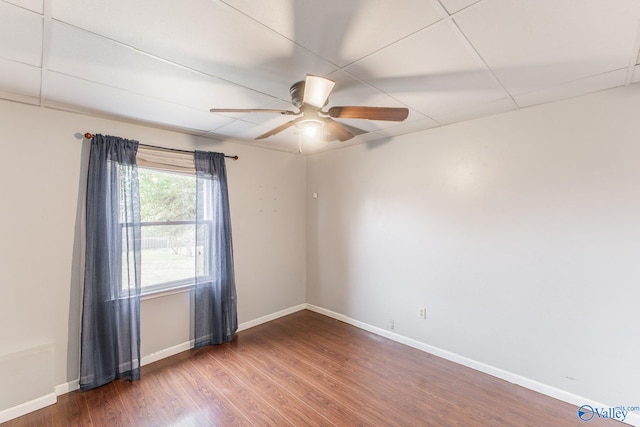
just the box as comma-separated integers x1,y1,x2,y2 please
84,389,132,427
202,345,334,426
246,318,467,426
189,349,295,427
241,328,471,426
3,310,625,426
113,376,165,427
161,356,251,426
51,392,94,427
229,334,378,426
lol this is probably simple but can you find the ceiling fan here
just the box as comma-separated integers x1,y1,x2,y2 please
210,75,409,143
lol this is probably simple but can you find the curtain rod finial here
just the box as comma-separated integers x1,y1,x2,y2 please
84,133,94,139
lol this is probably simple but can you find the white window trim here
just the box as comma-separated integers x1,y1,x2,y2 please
133,148,204,298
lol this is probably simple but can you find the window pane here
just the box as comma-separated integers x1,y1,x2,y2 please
140,223,196,289
133,168,203,293
139,168,195,222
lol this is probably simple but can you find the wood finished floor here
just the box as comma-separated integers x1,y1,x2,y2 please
5,310,622,426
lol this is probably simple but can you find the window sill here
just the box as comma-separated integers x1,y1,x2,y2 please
140,283,194,301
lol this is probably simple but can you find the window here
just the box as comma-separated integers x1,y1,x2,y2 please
122,167,209,294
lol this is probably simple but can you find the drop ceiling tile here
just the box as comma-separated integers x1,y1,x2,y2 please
4,0,43,14
224,0,446,66
212,119,272,140
514,69,628,107
455,0,640,95
45,72,233,133
345,20,507,117
374,117,441,138
0,58,41,100
48,22,277,113
440,0,481,14
432,97,518,124
0,2,43,66
51,0,337,99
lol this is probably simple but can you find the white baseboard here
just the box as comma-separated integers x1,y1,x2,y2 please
141,341,194,367
0,393,56,424
54,379,79,396
51,304,307,396
304,304,639,427
237,304,307,332
138,305,307,366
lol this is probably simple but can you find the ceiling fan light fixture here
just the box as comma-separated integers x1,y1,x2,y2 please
303,75,335,108
296,118,324,137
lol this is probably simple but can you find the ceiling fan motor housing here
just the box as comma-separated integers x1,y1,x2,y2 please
289,80,306,108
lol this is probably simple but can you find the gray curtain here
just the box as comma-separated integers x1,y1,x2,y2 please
193,151,237,347
80,134,141,390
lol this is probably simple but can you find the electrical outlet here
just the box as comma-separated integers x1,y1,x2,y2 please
419,307,427,320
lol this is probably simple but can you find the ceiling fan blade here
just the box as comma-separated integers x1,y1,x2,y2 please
340,123,368,136
210,108,296,115
324,122,367,142
323,118,355,142
303,75,335,108
328,106,409,121
255,119,297,140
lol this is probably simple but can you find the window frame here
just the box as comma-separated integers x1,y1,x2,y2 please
120,166,214,297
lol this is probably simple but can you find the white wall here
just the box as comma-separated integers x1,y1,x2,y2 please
0,99,307,397
307,84,640,406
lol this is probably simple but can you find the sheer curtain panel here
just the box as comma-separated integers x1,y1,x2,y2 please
193,151,238,347
80,134,142,390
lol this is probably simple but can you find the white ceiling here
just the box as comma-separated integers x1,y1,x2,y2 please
2,0,640,154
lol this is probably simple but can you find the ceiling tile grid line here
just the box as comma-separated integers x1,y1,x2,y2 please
45,19,283,103
332,14,450,70
39,0,52,107
0,0,41,14
438,0,487,16
446,16,519,109
217,0,345,69
329,0,500,71
624,20,640,85
335,0,495,82
45,68,236,129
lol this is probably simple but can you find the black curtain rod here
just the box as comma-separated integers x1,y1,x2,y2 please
83,133,239,160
